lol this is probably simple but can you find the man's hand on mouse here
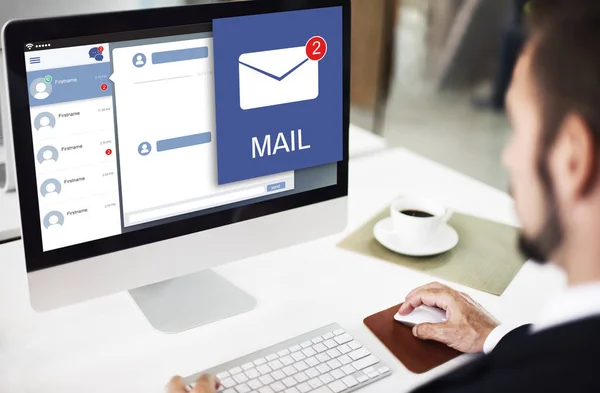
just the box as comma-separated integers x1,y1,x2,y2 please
166,374,219,393
398,282,500,353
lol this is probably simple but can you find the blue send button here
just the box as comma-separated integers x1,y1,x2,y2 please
267,182,286,192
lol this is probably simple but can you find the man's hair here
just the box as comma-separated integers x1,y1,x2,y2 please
528,0,600,166
515,1,600,263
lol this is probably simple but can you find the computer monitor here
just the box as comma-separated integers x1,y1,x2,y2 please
2,0,349,332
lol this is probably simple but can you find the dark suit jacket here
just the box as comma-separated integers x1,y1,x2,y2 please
412,317,600,393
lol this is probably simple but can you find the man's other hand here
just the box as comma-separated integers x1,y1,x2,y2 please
398,282,500,353
167,374,219,393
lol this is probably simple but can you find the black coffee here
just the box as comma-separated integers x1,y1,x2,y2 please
400,210,434,218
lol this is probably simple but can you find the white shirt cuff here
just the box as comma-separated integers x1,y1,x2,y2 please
483,324,524,354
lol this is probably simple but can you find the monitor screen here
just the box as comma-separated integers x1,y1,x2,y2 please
22,7,344,252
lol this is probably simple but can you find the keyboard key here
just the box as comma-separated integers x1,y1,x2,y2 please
338,355,352,365
254,358,267,366
333,334,353,345
271,370,286,380
327,359,342,369
319,373,334,385
305,368,320,379
340,365,355,375
378,366,391,374
316,364,332,374
326,349,341,359
363,367,376,375
309,378,323,389
294,361,309,372
341,376,358,388
259,387,274,393
282,377,297,387
285,388,300,393
217,371,231,380
302,347,317,357
357,374,369,383
258,364,273,375
289,345,302,353
312,337,324,344
367,370,380,379
223,389,235,393
296,382,311,393
235,383,251,393
266,354,279,361
300,341,312,349
234,373,249,384
328,380,347,393
245,368,260,379
280,356,294,366
349,348,370,361
330,369,345,380
322,332,335,340
248,379,263,390
283,366,297,376
291,352,306,362
242,362,255,371
229,367,243,375
323,339,337,349
338,345,351,355
352,355,379,371
348,341,362,350
313,343,328,353
306,357,320,367
294,372,309,383
316,353,331,363
269,360,284,370
271,381,286,392
221,378,236,388
278,349,290,357
333,329,345,336
259,375,275,385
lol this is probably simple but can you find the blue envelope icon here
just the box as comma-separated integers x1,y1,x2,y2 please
238,46,319,110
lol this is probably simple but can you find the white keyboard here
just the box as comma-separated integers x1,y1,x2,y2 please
185,323,392,393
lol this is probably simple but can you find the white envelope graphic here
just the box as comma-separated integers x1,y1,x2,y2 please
238,46,319,110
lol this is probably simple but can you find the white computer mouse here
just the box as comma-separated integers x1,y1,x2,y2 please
394,305,447,327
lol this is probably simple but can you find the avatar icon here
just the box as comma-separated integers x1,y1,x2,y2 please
40,178,62,197
43,211,65,230
34,112,56,132
138,142,151,156
133,53,147,68
37,145,59,164
29,77,53,100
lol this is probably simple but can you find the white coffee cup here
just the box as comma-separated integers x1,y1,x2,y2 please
384,196,452,246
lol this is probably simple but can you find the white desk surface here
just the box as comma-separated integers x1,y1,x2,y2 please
348,125,388,158
0,191,19,242
0,126,385,243
0,148,566,393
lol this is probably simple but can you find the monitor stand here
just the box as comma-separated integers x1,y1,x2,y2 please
128,270,256,333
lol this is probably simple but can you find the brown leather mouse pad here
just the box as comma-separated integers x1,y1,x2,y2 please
364,303,461,374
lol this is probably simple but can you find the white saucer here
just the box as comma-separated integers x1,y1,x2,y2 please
373,217,459,257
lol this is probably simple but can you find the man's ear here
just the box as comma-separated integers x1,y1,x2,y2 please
553,114,597,200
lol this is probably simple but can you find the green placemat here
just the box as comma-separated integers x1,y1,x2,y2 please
338,208,525,296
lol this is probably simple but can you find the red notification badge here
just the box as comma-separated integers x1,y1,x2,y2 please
105,149,113,156
100,84,108,91
306,36,327,61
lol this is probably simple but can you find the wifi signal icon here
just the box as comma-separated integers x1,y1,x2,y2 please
25,43,34,50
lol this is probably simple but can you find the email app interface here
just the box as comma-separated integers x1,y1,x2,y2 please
213,7,344,184
25,7,341,252
112,37,292,227
25,44,121,251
